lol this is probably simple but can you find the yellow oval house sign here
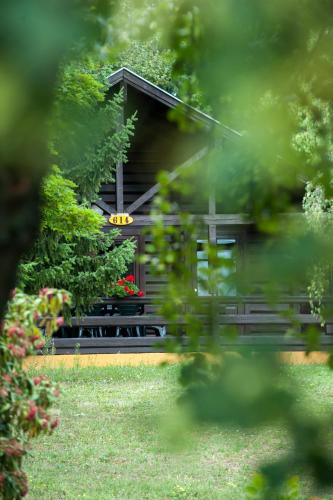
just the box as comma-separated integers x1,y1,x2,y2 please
109,213,134,226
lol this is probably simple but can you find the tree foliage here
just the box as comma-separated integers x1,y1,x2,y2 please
51,62,136,202
117,39,177,93
137,0,333,496
19,167,135,313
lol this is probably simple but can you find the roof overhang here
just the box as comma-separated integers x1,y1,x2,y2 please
107,67,241,139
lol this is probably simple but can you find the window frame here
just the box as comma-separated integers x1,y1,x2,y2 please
194,225,244,297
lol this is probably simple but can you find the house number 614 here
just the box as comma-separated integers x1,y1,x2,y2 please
109,213,134,226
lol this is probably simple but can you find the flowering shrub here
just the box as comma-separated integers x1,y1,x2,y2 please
112,275,144,298
0,288,70,499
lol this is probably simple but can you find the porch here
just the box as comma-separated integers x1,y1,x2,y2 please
53,296,333,354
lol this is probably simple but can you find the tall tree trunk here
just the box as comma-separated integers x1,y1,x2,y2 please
0,171,42,318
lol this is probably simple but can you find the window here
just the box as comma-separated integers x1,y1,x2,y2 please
196,239,209,296
196,238,236,297
216,238,236,296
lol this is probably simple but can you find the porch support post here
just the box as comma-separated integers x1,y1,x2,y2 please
208,184,216,244
116,82,127,213
208,224,216,244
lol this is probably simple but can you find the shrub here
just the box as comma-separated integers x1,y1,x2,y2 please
0,288,70,499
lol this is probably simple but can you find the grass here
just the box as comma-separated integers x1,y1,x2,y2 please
24,363,333,499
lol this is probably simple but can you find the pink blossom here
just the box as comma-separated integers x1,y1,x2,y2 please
56,317,64,327
34,341,45,350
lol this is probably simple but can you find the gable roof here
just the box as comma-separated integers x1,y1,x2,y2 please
107,67,241,139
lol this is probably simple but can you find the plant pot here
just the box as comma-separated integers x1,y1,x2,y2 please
115,302,140,316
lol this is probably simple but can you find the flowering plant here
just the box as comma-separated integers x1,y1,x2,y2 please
0,288,70,498
112,275,144,298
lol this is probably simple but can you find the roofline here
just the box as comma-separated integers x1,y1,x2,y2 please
106,67,241,139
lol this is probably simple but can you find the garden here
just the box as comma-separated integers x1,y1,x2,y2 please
2,1,333,499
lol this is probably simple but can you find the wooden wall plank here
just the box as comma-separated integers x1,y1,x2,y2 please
52,334,333,355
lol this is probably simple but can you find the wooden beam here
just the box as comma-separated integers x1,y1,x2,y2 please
209,188,216,215
208,224,216,244
53,333,333,355
126,147,209,215
115,82,126,213
69,315,168,327
55,337,167,348
116,162,124,212
54,335,333,348
66,313,331,327
104,214,251,227
208,163,216,245
94,199,115,215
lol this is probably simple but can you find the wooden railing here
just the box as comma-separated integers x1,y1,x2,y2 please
68,313,326,327
51,306,333,354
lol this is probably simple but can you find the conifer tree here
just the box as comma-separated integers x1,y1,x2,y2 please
51,61,136,202
19,167,135,313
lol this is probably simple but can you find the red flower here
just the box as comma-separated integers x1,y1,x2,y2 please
137,291,144,297
27,402,37,421
125,275,135,283
117,279,125,286
128,290,135,296
124,286,130,293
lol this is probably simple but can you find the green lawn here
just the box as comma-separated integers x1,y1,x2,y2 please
25,363,333,499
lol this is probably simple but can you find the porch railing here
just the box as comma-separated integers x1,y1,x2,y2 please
51,295,333,353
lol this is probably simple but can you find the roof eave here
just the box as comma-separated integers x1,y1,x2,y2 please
107,67,241,138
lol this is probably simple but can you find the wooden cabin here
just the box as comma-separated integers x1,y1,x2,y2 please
54,68,333,354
